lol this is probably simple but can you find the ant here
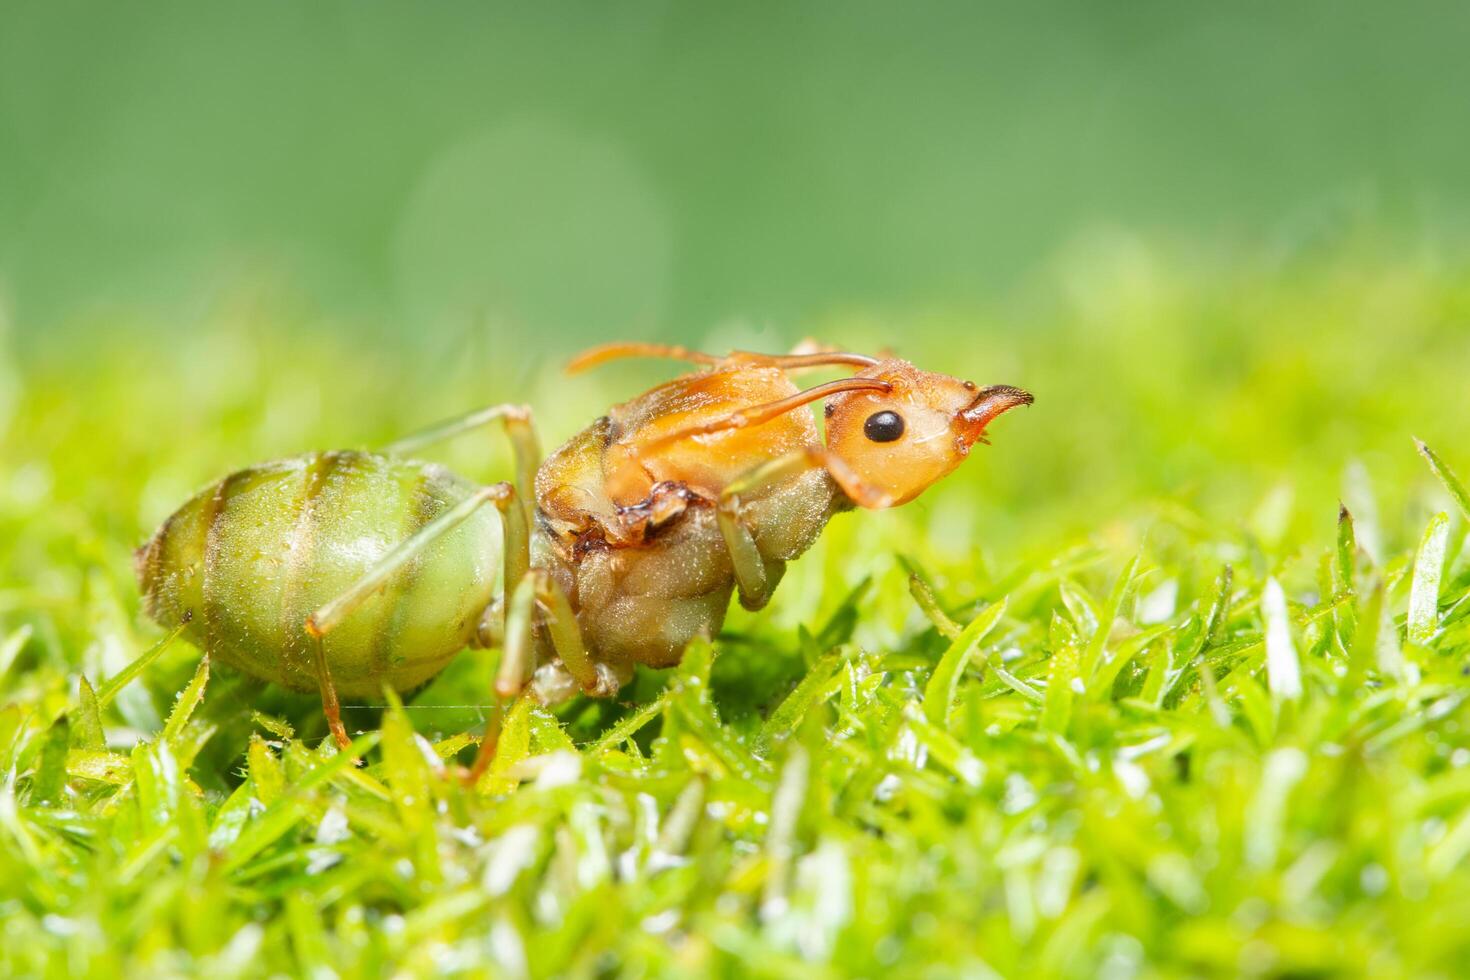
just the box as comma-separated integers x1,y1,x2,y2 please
136,342,1031,774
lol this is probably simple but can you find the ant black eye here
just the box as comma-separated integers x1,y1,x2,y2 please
863,410,905,443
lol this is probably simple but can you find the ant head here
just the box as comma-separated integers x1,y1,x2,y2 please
823,359,1032,508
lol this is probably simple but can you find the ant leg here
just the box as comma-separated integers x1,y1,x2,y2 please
306,483,515,639
534,570,604,693
716,446,897,609
492,568,603,697
382,403,540,531
466,573,536,784
383,404,544,776
809,448,897,510
716,450,819,610
311,633,350,749
468,567,603,783
494,572,540,698
302,482,515,747
464,486,547,784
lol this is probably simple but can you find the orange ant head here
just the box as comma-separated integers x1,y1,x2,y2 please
823,359,1032,508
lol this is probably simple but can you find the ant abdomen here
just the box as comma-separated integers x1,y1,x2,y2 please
135,450,501,699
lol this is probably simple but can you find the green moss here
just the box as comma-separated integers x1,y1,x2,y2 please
4,252,1470,976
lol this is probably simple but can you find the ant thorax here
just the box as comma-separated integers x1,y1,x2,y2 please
529,372,848,670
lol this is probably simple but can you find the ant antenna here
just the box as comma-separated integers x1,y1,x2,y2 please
567,342,879,375
567,343,723,374
644,377,893,447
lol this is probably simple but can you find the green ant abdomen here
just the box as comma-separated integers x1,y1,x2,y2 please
135,451,501,699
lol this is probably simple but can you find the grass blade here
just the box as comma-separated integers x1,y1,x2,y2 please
758,650,845,753
94,620,190,709
224,731,379,873
162,657,210,746
1348,580,1384,687
246,735,284,806
1408,512,1450,645
0,625,31,681
1336,505,1357,593
760,744,809,922
71,677,105,752
903,706,984,786
65,748,132,785
992,665,1045,705
1343,461,1384,564
1042,640,1080,734
907,572,962,640
1199,564,1234,655
1417,440,1470,521
587,691,671,756
1262,577,1301,702
1082,553,1140,680
381,696,441,885
1089,624,1173,701
921,597,1008,727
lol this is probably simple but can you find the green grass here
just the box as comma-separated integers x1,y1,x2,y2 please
5,248,1470,976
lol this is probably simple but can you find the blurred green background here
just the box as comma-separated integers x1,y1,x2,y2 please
3,0,1470,352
